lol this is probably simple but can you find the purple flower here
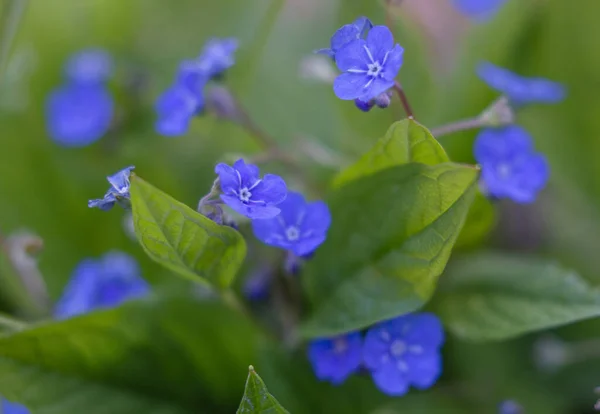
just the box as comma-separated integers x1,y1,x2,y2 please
2,400,29,414
333,25,404,102
155,84,203,136
65,49,113,84
452,0,507,20
316,17,373,58
474,126,549,203
55,251,149,319
308,332,363,385
46,83,113,147
252,191,331,256
478,62,566,106
88,166,135,211
215,159,287,219
363,313,444,396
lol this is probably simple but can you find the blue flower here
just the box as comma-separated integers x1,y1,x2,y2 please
355,98,374,112
46,83,113,147
65,49,113,84
451,0,507,20
2,400,29,414
478,62,566,106
155,84,203,136
363,313,444,396
498,400,523,414
474,126,549,203
215,159,287,219
307,332,363,385
333,25,404,102
180,38,239,86
243,268,272,301
55,251,149,319
252,191,331,256
88,166,135,211
316,17,372,58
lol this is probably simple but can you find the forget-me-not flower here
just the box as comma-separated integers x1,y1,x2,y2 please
252,191,331,256
498,400,524,414
474,126,549,203
316,17,372,58
451,0,508,20
308,332,363,385
215,159,287,219
2,400,29,414
55,251,149,319
363,313,445,396
65,49,113,85
155,84,203,137
88,166,135,211
46,83,113,147
333,25,404,102
478,62,565,106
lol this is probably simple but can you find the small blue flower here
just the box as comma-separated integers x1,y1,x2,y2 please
474,126,549,203
55,251,149,319
65,49,113,84
316,17,373,58
363,313,444,396
498,400,523,414
2,400,29,414
333,25,404,102
46,83,113,147
88,166,135,211
307,332,363,385
215,159,287,219
252,191,331,256
155,84,203,136
451,0,507,20
478,62,566,106
180,38,239,86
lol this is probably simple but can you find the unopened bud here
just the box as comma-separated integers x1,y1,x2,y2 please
354,98,374,112
206,86,239,121
374,91,392,108
480,96,515,127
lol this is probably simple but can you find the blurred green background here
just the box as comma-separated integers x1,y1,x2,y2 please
1,0,599,412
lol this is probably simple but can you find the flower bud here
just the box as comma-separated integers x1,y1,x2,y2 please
354,98,374,112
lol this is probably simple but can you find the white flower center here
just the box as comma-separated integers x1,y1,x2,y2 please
367,61,383,77
390,340,407,357
333,337,348,354
497,163,511,178
239,187,252,202
285,226,300,241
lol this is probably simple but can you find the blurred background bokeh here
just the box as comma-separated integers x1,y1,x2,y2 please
1,0,599,412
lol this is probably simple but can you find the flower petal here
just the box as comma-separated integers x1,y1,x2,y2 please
276,191,307,227
233,159,261,188
54,259,101,319
252,217,291,250
525,78,566,104
333,73,368,100
221,195,281,219
293,235,327,257
382,44,404,81
250,173,287,205
403,313,445,350
334,39,369,72
358,77,394,102
371,359,410,396
215,163,241,195
405,352,442,390
366,25,394,63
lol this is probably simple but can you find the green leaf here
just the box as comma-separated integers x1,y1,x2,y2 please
333,119,449,188
454,191,496,251
236,365,290,414
130,174,247,289
435,252,600,342
302,163,478,337
0,295,260,413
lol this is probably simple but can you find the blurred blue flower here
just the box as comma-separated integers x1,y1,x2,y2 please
2,400,29,414
474,126,549,203
179,38,239,87
65,49,113,85
55,251,149,319
316,16,372,58
252,191,331,256
215,159,287,219
88,166,135,211
498,400,524,414
46,83,113,147
243,268,273,301
478,62,566,106
451,0,507,20
363,313,444,396
333,26,404,102
155,84,203,137
307,332,363,385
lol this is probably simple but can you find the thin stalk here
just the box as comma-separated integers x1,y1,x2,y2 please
393,81,414,119
430,117,486,138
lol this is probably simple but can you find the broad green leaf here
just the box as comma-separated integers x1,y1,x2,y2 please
454,191,496,251
236,366,289,414
0,295,260,413
436,252,600,342
333,119,449,188
302,163,478,337
130,175,247,289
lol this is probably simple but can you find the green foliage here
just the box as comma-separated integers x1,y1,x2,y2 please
237,366,289,414
0,296,260,413
130,175,247,289
454,192,496,251
302,163,478,337
436,252,600,341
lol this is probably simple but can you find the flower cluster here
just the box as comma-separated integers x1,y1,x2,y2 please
155,38,238,136
475,63,564,203
318,17,404,111
308,313,445,396
55,251,149,319
88,166,135,211
46,49,114,147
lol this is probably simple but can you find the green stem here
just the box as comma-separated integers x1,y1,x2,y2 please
430,117,486,138
0,0,28,79
0,312,26,332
